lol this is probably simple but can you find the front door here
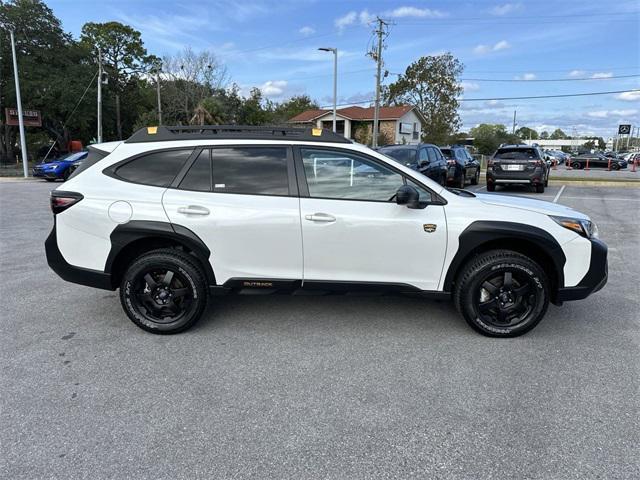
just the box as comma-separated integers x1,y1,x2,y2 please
162,146,303,285
296,147,447,291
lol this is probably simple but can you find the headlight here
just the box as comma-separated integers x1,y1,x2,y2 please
550,216,598,238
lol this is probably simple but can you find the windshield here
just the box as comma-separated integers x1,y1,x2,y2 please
380,148,417,165
494,148,539,160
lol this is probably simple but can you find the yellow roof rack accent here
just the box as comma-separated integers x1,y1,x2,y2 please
147,126,158,134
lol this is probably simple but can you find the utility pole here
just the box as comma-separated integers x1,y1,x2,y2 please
512,110,517,135
156,67,163,126
97,48,103,143
372,17,387,148
9,30,28,178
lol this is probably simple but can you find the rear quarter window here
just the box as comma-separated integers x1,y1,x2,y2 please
113,149,193,187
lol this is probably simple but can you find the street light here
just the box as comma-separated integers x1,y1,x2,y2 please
318,47,337,133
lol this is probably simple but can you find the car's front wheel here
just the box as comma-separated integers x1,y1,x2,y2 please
120,248,209,334
572,162,581,169
454,250,549,337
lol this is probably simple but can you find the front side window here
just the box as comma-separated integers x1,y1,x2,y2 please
419,148,429,163
427,147,438,163
211,147,289,196
302,149,404,202
115,149,193,187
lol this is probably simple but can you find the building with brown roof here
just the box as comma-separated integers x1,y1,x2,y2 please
288,105,426,145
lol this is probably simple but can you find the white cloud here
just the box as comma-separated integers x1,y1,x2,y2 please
335,6,447,30
460,81,480,92
385,6,447,18
258,80,288,97
617,90,640,102
335,11,357,30
591,72,613,78
474,40,511,54
587,109,637,118
298,26,315,36
490,3,523,16
568,69,586,77
515,73,537,80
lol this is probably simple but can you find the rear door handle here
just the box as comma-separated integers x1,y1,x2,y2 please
305,213,336,223
177,205,210,216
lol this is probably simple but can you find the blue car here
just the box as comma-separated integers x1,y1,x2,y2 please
33,151,88,181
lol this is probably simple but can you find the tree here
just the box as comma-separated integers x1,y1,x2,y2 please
540,131,549,139
515,126,538,140
81,22,156,139
469,123,521,155
272,95,319,124
0,0,96,162
384,53,463,145
549,128,567,139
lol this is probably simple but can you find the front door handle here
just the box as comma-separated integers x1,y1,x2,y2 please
177,205,210,216
305,213,336,223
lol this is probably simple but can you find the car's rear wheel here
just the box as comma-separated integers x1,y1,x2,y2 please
120,248,209,334
457,172,465,189
471,169,480,185
454,250,549,337
572,162,581,169
63,170,70,181
45,178,56,182
611,164,620,171
535,183,545,193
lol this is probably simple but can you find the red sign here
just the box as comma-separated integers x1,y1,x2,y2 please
5,108,42,127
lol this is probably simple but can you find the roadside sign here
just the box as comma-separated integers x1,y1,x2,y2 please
5,108,42,127
618,124,631,135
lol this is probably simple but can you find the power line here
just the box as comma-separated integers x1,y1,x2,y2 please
388,74,640,82
319,89,640,108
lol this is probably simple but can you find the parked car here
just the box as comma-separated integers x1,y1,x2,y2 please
378,144,448,186
486,145,550,193
32,151,88,181
439,145,481,188
571,153,627,170
45,125,607,338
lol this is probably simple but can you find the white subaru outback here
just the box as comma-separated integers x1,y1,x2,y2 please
46,126,607,337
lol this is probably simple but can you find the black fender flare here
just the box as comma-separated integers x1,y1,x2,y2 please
443,221,566,292
105,220,215,287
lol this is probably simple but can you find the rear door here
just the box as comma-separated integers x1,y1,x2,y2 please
162,146,303,285
296,147,447,291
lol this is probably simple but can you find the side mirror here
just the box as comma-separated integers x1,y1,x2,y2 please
396,185,421,209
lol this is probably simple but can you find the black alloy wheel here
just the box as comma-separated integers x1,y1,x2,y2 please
454,250,549,337
120,249,208,334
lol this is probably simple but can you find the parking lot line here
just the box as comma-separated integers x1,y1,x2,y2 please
553,185,566,203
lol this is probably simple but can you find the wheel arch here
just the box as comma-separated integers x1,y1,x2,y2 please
105,221,215,288
443,221,566,303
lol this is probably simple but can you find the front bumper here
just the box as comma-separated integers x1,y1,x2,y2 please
45,220,114,290
33,168,60,179
556,238,608,302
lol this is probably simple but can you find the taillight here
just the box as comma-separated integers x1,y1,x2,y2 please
487,158,494,167
50,191,83,214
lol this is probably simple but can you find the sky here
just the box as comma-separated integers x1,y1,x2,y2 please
48,0,640,139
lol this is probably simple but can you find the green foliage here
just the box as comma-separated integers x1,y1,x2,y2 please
384,53,463,145
515,126,538,140
469,124,521,155
540,131,549,139
549,128,567,139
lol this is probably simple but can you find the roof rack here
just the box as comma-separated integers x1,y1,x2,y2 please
125,125,352,144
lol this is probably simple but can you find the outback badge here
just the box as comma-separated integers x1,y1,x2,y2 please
423,224,437,233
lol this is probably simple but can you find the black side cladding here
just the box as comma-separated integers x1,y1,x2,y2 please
443,221,567,292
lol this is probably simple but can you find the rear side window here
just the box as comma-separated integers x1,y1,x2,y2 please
179,150,212,192
212,147,289,195
68,149,106,179
115,149,193,186
494,148,539,160
440,148,453,159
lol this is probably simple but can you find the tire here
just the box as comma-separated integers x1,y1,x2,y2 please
611,164,620,171
544,173,549,187
453,250,549,337
457,172,465,189
45,178,56,182
572,162,581,169
535,183,545,193
63,169,70,181
119,248,209,334
471,169,480,185
486,183,495,192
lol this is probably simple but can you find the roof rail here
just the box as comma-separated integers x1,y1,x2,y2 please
125,125,352,144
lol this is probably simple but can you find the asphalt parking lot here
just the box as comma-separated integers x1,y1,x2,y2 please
1,180,639,479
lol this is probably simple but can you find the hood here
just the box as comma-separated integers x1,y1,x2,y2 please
39,160,66,167
476,193,589,220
